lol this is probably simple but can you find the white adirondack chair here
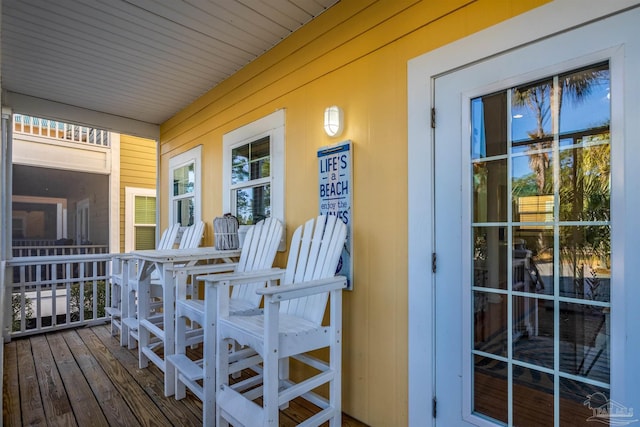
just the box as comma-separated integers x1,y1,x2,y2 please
167,217,283,406
107,223,180,346
213,215,347,426
123,221,204,348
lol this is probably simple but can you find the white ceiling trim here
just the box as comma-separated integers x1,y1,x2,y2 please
5,91,160,140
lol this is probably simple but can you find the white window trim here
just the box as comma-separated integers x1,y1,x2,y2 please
124,186,156,252
168,145,202,227
223,110,285,249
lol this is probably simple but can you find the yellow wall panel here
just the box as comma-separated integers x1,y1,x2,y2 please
158,0,549,424
119,134,157,253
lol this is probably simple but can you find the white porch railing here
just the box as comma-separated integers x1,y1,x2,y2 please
12,245,109,259
13,114,110,147
6,254,112,338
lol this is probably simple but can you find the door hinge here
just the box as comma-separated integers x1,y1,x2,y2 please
433,396,437,418
431,107,436,129
432,252,437,273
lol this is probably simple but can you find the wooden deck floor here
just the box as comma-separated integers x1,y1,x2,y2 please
3,324,367,426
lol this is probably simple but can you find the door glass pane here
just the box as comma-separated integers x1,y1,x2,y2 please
512,153,554,223
512,296,554,369
474,160,507,222
559,378,610,425
470,63,611,425
559,302,610,383
474,290,507,357
513,226,554,294
558,64,610,136
474,355,508,424
513,366,554,427
471,93,508,159
559,226,610,302
473,226,507,290
559,143,610,222
511,78,553,154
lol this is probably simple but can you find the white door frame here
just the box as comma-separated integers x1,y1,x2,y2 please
76,198,90,244
407,1,640,424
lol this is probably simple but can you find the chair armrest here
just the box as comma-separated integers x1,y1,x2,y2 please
167,262,238,275
257,276,347,302
197,268,285,286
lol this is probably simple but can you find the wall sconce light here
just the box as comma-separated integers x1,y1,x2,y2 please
323,105,343,137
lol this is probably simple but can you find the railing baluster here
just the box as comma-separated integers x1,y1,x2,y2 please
92,270,98,320
66,260,72,326
35,264,42,330
51,261,58,328
79,262,85,322
19,266,27,333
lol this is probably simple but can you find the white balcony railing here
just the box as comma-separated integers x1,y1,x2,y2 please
6,254,112,337
13,114,110,147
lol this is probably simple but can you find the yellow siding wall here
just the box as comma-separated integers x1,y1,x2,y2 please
159,0,549,424
119,135,157,253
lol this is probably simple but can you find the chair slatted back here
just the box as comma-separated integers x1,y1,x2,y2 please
157,223,181,250
151,222,204,283
231,218,283,307
280,215,346,325
178,221,205,249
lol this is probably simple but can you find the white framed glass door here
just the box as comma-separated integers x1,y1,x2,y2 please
431,12,639,426
436,63,613,427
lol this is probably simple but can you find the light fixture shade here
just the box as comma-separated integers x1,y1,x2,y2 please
324,105,343,137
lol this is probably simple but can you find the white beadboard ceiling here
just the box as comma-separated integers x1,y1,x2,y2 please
1,0,338,133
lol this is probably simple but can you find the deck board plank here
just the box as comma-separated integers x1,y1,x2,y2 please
2,341,21,426
30,335,78,426
16,339,47,426
62,329,141,427
46,332,109,427
75,327,175,426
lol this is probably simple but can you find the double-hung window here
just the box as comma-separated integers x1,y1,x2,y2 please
223,110,285,247
169,146,202,227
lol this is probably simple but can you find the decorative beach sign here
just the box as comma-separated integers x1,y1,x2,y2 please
318,140,353,290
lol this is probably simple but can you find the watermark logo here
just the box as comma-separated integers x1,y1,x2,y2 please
584,392,638,425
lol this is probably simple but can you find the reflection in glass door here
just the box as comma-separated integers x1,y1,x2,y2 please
470,63,611,426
